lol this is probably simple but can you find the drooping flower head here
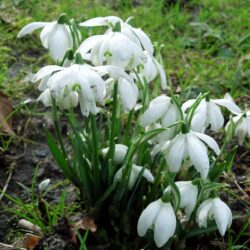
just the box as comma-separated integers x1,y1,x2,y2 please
137,199,176,247
182,93,241,132
166,129,220,178
197,197,232,236
165,181,198,218
18,14,74,61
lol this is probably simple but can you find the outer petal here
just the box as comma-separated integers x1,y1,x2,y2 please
197,199,213,228
132,28,154,55
154,202,176,247
192,131,220,155
17,22,48,38
154,59,167,90
213,198,232,236
40,22,55,48
48,24,73,61
37,88,52,106
176,181,198,218
213,96,241,115
79,16,123,27
32,65,64,82
208,102,224,132
137,199,161,237
118,78,138,111
182,99,195,112
166,134,185,172
94,65,134,83
190,100,208,132
140,102,168,127
187,133,209,178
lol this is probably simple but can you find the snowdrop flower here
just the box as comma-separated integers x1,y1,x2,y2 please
118,78,138,111
33,63,134,116
77,31,146,71
182,93,241,132
226,111,250,145
197,198,232,236
114,164,154,190
140,95,181,141
39,179,51,192
166,129,220,178
32,64,105,116
137,199,176,247
165,181,198,218
79,16,154,55
136,51,167,90
17,15,73,61
102,144,128,165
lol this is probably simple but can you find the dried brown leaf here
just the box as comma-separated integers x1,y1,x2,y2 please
23,233,41,250
75,216,97,233
0,92,14,135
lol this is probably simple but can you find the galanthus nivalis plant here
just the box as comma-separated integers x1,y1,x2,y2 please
18,13,249,249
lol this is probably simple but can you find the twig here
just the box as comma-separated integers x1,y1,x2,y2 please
0,162,15,201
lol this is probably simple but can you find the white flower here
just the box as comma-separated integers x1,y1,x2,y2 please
118,78,139,112
33,64,105,116
77,32,146,71
182,93,241,132
102,144,128,165
166,130,220,178
136,51,167,90
197,198,232,236
165,181,198,218
114,164,154,190
226,111,250,145
140,95,181,140
18,21,73,61
79,16,154,55
137,199,176,247
39,179,51,192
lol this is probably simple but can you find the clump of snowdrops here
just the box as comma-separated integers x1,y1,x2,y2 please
18,14,250,248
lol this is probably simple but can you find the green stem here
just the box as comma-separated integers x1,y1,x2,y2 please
123,109,134,146
107,81,119,161
51,98,67,159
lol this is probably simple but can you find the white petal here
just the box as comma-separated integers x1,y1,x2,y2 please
187,133,209,178
137,199,161,237
166,134,185,172
190,100,208,132
154,202,176,247
208,102,224,132
213,96,241,115
197,199,213,228
48,24,73,61
192,131,220,155
77,35,103,57
79,16,123,27
32,65,63,82
213,198,232,236
132,28,154,55
40,22,55,48
154,59,167,90
182,99,196,112
37,89,52,106
118,78,138,111
17,22,48,38
176,181,198,218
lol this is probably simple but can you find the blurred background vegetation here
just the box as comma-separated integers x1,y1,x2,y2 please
0,0,250,104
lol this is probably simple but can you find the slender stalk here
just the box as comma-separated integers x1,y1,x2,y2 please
123,109,134,146
107,81,119,161
51,98,67,159
90,114,101,187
